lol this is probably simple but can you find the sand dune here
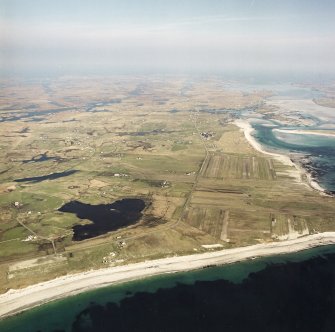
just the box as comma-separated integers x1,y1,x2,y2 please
1,232,335,319
0,120,334,320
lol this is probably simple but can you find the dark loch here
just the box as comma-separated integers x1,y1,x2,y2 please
58,198,145,241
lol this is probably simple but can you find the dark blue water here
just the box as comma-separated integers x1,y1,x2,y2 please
14,170,78,184
1,245,335,332
21,152,63,164
252,124,335,193
58,198,145,241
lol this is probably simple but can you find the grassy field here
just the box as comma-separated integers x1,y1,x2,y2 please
0,76,334,292
201,153,276,180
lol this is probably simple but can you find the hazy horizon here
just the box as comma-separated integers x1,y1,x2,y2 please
1,0,335,79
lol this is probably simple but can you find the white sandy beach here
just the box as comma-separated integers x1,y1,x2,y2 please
234,120,327,194
0,119,333,320
1,232,335,319
235,120,294,166
273,128,335,138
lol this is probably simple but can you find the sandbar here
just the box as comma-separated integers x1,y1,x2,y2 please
274,128,335,138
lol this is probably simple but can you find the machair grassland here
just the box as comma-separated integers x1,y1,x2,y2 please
0,77,334,292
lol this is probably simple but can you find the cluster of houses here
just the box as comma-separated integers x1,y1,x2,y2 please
200,131,215,140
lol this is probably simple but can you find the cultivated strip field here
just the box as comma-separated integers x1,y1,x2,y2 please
201,153,276,180
185,207,228,240
0,77,334,292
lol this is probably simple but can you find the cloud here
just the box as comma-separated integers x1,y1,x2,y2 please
1,13,334,75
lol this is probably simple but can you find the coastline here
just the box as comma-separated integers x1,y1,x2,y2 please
1,232,335,319
1,119,334,321
273,128,335,138
234,120,328,195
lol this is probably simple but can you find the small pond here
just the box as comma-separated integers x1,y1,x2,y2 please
15,170,78,183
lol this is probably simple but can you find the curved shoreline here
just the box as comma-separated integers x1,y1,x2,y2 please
234,120,328,195
1,232,335,319
1,120,334,321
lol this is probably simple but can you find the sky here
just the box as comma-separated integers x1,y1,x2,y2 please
1,0,335,77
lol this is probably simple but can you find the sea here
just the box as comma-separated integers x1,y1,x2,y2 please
1,245,335,332
244,83,335,193
251,123,335,193
1,83,335,332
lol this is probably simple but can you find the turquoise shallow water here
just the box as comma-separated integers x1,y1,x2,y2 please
251,123,335,193
1,245,335,332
